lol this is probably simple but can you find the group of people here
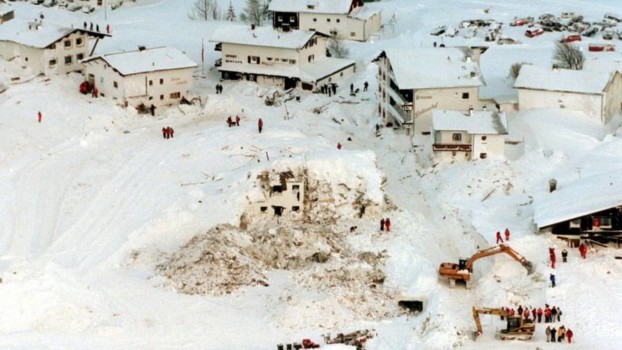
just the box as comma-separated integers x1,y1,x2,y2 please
501,304,563,324
495,228,511,244
318,83,338,96
226,115,240,127
161,126,174,139
546,325,573,344
83,22,110,34
379,217,391,232
215,84,224,94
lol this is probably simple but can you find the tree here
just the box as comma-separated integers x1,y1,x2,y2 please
189,0,211,21
243,0,262,26
211,0,222,20
509,62,528,80
553,42,584,70
327,37,349,58
225,1,236,21
261,0,272,20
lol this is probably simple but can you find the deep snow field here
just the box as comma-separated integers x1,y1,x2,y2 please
1,0,622,349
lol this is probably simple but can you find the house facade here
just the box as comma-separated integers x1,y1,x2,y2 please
248,170,305,220
0,6,14,24
514,65,622,124
82,47,197,108
432,109,507,160
211,25,355,91
373,48,485,135
268,0,381,42
0,18,108,76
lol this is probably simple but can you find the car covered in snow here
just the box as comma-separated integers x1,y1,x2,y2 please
560,34,581,43
525,28,544,37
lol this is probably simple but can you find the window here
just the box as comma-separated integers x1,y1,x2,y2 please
149,96,153,100
336,19,340,23
461,92,470,99
76,53,84,60
309,28,316,31
49,59,57,67
289,59,296,64
64,55,72,65
351,32,356,37
277,15,283,21
340,72,343,77
160,94,164,100
292,206,300,212
50,43,56,49
313,18,317,22
248,55,260,64
159,78,164,85
267,57,273,61
170,92,181,99
308,54,314,62
272,185,283,193
113,81,118,88
290,17,295,23
452,133,462,141
64,40,71,48
76,38,84,46
327,18,331,22
292,185,300,191
481,136,487,141
480,153,487,159
149,80,153,86
260,206,268,213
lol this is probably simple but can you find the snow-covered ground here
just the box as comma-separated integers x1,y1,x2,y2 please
1,0,622,349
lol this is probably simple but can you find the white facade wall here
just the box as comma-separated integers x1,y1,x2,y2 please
413,86,480,133
297,37,327,65
433,130,505,160
298,12,379,41
517,89,603,121
85,59,194,108
222,42,299,67
251,180,305,218
0,32,90,76
472,133,505,160
314,63,355,87
603,72,622,123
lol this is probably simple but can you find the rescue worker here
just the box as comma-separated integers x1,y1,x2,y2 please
258,118,263,133
496,231,504,244
380,218,385,232
545,326,551,343
385,217,391,232
537,307,543,323
566,328,573,344
38,111,42,123
562,248,568,262
549,247,556,269
551,326,557,343
550,273,556,288
504,228,510,241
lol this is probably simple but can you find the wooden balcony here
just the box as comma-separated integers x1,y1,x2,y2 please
433,144,472,152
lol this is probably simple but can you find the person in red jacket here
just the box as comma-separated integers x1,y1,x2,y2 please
385,217,391,232
549,247,556,269
579,243,587,259
504,228,510,241
537,307,543,323
496,231,504,244
566,328,573,343
162,127,167,138
38,111,42,123
258,118,263,133
337,142,342,150
544,307,552,323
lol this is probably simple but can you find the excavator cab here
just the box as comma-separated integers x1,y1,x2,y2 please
506,316,521,332
458,258,468,271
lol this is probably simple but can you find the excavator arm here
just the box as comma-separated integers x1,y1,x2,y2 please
466,244,533,274
472,307,510,335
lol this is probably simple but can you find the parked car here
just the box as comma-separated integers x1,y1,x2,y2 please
81,5,95,13
31,0,44,4
510,18,530,26
430,25,446,36
560,34,581,43
588,43,615,52
525,28,544,37
67,3,81,11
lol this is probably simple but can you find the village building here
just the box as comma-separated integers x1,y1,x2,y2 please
514,65,622,124
0,17,108,76
81,47,197,108
431,109,507,160
250,170,305,219
373,48,486,136
210,25,355,91
533,172,622,247
0,6,15,24
268,0,381,42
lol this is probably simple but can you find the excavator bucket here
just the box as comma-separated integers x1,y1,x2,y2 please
524,261,534,274
472,331,481,341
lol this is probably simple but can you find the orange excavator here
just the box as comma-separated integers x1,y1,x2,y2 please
438,244,533,288
472,307,535,340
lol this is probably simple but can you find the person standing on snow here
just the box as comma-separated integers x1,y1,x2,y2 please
169,127,174,138
566,328,573,343
545,326,551,342
562,248,568,263
550,273,556,288
162,127,167,139
496,231,504,244
380,218,385,232
37,111,42,123
385,217,391,232
258,118,263,133
551,326,557,343
504,228,510,241
235,115,240,127
337,142,342,150
363,81,369,92
579,243,587,259
537,307,543,323
551,306,558,322
556,306,562,322
558,325,565,342
549,247,556,269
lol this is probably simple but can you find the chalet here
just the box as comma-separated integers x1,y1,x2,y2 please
210,25,355,91
81,47,197,108
268,0,381,42
432,109,507,160
534,173,622,245
373,48,485,135
514,65,622,124
250,170,305,219
0,18,108,76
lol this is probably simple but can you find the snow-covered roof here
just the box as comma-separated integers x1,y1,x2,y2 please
219,57,354,83
349,6,379,20
514,65,617,95
432,110,508,135
375,48,484,90
534,172,622,229
0,5,14,16
269,0,352,14
0,18,104,49
82,47,197,76
211,25,324,50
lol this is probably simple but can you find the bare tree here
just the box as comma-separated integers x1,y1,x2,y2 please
327,37,349,58
509,62,528,80
243,0,262,26
189,0,211,21
225,0,237,21
211,0,222,20
553,42,584,70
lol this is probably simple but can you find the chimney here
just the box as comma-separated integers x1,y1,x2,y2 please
470,71,477,78
468,107,474,116
549,179,557,192
482,105,487,111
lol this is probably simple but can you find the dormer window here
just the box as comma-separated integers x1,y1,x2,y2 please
307,4,315,9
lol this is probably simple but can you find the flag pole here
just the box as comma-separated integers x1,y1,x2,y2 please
201,38,205,76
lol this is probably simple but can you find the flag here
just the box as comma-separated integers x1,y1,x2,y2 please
201,39,204,62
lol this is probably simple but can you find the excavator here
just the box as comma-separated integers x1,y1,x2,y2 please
438,244,533,288
472,307,535,340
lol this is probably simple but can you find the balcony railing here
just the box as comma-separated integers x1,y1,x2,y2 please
433,144,472,152
214,42,222,51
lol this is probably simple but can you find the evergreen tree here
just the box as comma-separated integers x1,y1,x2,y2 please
226,1,237,21
243,0,262,26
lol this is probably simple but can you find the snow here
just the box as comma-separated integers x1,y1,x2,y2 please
1,0,622,349
514,64,617,94
268,0,351,15
210,25,318,49
432,110,508,135
377,48,484,90
349,6,380,21
82,47,197,76
0,18,75,48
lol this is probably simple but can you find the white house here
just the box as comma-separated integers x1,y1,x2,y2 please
431,109,507,161
373,48,485,135
514,65,622,124
0,18,108,76
249,170,305,219
81,47,197,108
211,25,355,91
268,0,381,42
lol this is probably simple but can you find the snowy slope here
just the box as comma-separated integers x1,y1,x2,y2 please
1,0,622,349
